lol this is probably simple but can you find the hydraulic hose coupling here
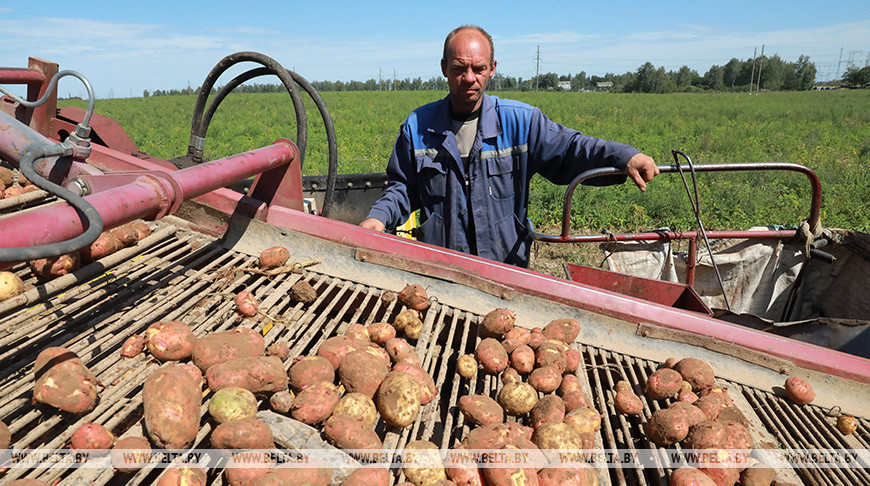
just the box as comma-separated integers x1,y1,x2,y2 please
64,122,93,161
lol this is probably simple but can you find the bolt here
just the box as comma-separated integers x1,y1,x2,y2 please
640,329,649,337
360,254,368,262
779,365,791,375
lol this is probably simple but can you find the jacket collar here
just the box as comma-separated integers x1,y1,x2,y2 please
428,93,501,139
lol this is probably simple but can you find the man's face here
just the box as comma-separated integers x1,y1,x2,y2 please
441,29,496,113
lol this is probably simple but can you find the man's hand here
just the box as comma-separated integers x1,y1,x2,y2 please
626,153,659,192
360,218,386,232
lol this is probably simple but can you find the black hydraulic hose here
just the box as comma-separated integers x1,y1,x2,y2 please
187,52,338,218
0,145,102,262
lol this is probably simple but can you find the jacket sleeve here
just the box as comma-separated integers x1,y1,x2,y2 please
364,124,419,231
527,107,640,186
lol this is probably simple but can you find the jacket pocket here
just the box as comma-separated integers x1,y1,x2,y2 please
492,212,529,266
486,154,517,201
413,212,445,248
417,156,447,200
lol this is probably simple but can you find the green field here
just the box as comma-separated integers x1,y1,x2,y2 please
62,89,870,232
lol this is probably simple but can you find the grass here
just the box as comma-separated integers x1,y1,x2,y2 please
61,89,870,234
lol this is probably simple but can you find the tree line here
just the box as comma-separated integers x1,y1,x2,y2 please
143,53,833,97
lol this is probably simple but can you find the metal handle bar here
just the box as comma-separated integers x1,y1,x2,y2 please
530,162,821,242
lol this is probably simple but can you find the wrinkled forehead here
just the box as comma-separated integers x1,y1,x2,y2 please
445,30,493,64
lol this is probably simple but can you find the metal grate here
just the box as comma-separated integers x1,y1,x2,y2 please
1,220,867,485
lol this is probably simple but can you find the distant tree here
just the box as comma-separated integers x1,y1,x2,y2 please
143,89,150,97
793,55,817,90
625,62,674,93
570,71,587,91
704,65,725,91
673,65,700,90
842,65,870,86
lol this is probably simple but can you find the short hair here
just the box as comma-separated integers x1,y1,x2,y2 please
442,25,494,66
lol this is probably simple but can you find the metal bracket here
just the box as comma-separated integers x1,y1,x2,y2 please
72,170,184,219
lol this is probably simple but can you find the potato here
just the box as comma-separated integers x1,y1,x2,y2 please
376,371,421,427
0,420,10,450
669,467,717,486
668,402,707,428
259,246,290,269
673,358,715,391
645,408,690,446
334,392,378,427
497,382,538,416
144,321,197,361
693,396,725,421
79,232,120,262
699,386,734,406
615,380,632,392
717,406,749,427
532,422,588,458
445,443,485,486
699,465,740,486
224,451,274,486
270,390,295,413
344,323,371,342
209,387,258,424
528,366,562,393
662,357,679,369
529,394,566,429
645,368,683,400
476,338,509,373
365,344,392,366
542,318,581,344
211,418,273,449
614,390,643,415
70,423,114,450
0,166,12,186
784,376,815,405
290,381,340,425
481,308,515,337
33,347,98,414
367,322,397,346
683,420,727,450
318,336,368,369
29,253,80,279
266,342,290,361
252,462,332,486
456,354,478,379
501,337,523,354
565,348,581,374
402,440,447,486
143,365,201,449
111,436,150,473
129,220,152,240
501,367,521,385
120,334,145,358
504,327,531,345
561,391,589,412
739,464,775,486
837,414,858,435
510,345,535,374
205,356,289,393
178,363,203,388
340,465,391,486
398,283,430,311
481,445,538,486
528,327,545,349
386,337,415,362
339,350,390,398
458,395,504,426
0,271,24,301
192,327,265,372
156,466,207,486
564,407,601,435
290,280,318,303
678,390,700,404
235,290,259,317
323,413,383,450
392,363,438,405
558,375,583,396
288,355,335,391
535,339,568,372
538,464,599,486
400,311,424,340
110,225,139,248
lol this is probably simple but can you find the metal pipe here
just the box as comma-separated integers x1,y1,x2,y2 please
0,69,95,128
0,68,46,85
686,236,697,287
533,228,797,243
535,162,822,242
0,140,298,252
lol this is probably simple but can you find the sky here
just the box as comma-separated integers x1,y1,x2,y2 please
1,0,868,99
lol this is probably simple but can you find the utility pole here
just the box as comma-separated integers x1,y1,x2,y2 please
379,68,382,91
836,47,843,79
755,44,765,95
535,45,541,92
749,47,757,94
393,68,397,91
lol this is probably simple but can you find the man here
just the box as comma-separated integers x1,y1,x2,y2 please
361,25,658,267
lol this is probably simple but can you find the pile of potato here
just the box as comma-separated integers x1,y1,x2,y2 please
423,308,602,486
0,166,39,199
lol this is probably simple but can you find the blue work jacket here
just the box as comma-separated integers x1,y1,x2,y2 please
366,93,640,267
